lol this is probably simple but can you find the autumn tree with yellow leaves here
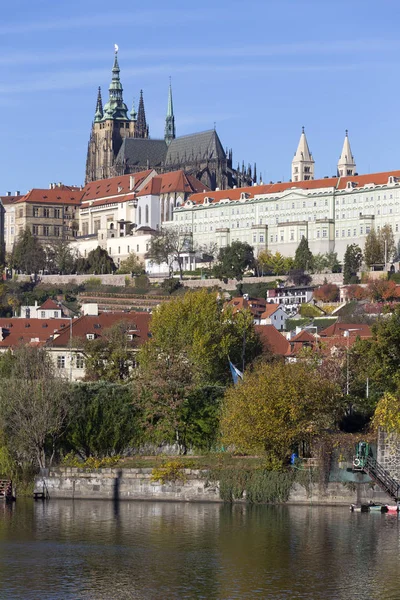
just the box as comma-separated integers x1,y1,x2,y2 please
221,361,344,466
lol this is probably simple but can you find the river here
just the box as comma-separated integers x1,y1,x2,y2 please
0,499,399,599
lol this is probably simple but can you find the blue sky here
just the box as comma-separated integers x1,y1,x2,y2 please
2,0,400,193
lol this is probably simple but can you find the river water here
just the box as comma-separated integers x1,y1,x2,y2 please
0,499,399,599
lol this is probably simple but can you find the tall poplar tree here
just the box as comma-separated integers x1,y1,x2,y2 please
293,237,314,271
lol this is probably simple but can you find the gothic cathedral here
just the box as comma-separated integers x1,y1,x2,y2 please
85,49,256,190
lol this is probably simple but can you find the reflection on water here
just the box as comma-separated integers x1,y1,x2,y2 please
0,499,399,599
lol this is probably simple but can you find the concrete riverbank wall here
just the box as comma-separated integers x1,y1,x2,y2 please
36,467,393,505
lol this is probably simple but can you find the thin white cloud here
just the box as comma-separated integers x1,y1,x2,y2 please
1,39,399,67
0,9,206,35
0,61,385,95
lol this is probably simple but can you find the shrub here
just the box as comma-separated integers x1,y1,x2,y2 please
151,460,193,484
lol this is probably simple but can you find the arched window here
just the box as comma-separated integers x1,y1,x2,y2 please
145,205,149,224
138,207,142,225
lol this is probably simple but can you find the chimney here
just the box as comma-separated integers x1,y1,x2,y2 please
6,192,11,196
58,182,62,187
129,176,135,191
15,191,20,196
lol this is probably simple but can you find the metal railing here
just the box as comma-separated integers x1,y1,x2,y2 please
364,456,400,501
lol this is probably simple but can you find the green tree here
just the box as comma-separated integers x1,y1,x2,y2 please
64,383,140,459
10,228,46,274
140,289,262,386
213,241,255,281
116,252,144,275
350,306,400,409
364,228,383,268
45,239,77,274
221,361,342,464
84,321,139,382
293,237,313,271
0,346,73,468
147,227,192,280
256,250,293,276
76,246,116,274
343,244,363,284
379,224,395,263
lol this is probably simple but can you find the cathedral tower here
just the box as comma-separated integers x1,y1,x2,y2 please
291,127,315,182
164,80,176,145
337,130,356,177
85,48,136,183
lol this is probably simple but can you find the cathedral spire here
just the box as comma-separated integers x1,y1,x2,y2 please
102,45,129,121
130,98,137,121
135,90,149,138
291,126,315,182
164,79,176,145
337,129,356,177
94,87,103,122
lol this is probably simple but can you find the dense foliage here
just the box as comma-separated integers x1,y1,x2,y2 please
213,241,255,281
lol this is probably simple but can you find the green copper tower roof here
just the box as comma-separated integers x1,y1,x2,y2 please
94,87,103,122
102,47,129,121
130,98,137,121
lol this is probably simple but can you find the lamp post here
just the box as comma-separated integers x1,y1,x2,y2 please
343,328,362,395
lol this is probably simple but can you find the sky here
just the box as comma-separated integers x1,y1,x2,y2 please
2,0,400,193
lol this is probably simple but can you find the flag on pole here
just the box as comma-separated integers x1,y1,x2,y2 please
229,360,243,385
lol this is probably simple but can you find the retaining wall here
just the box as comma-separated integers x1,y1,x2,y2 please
36,467,392,505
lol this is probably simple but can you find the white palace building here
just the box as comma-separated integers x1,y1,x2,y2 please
169,130,400,262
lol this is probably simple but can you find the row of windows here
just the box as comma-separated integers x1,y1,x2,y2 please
32,225,62,237
57,355,85,369
33,207,63,219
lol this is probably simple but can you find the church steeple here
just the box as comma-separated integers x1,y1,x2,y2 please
102,46,129,121
337,129,356,177
130,98,137,121
291,126,315,181
94,87,103,122
134,90,149,138
164,79,176,145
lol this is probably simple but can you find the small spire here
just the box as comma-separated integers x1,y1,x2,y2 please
130,98,137,121
94,86,103,122
164,80,175,144
135,90,149,138
338,129,356,176
302,125,305,134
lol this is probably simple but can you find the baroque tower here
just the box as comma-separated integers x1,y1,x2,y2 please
337,130,356,177
85,48,143,183
164,80,176,145
291,127,315,182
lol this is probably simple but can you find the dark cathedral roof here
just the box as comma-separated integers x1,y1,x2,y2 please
165,130,226,166
116,138,168,169
115,130,227,171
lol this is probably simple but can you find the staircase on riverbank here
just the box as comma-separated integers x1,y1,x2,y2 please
362,457,400,501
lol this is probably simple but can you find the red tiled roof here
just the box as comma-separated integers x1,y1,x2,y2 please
0,318,71,348
0,195,22,205
319,323,372,338
187,169,400,206
336,170,400,190
16,188,81,206
39,299,60,310
227,297,267,318
81,170,155,203
255,325,290,356
136,170,208,197
260,304,281,318
290,330,316,343
49,312,151,348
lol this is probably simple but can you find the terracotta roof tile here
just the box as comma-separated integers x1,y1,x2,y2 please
49,312,150,347
16,188,81,206
255,325,290,356
319,323,372,338
0,318,71,348
81,170,155,203
39,299,60,310
136,170,208,197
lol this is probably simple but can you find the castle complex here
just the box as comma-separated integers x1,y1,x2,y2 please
85,49,255,191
